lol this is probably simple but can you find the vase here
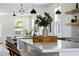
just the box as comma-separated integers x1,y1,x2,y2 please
42,27,48,36
26,34,31,38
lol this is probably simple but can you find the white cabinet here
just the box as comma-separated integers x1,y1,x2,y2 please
59,49,79,56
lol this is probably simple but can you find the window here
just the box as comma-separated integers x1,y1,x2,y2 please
54,6,61,37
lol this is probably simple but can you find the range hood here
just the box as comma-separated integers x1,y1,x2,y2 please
65,3,79,14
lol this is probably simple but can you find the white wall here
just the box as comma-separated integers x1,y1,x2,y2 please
0,15,15,42
53,3,76,37
60,3,75,37
0,15,33,41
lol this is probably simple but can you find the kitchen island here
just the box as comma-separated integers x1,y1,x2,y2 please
17,38,79,56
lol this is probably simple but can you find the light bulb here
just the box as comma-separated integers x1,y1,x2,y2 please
19,8,25,15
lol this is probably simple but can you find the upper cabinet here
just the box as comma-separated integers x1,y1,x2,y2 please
65,3,79,14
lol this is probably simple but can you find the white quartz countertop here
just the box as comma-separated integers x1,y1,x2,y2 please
18,39,79,53
58,36,79,39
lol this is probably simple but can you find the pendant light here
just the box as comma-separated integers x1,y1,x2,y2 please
76,3,78,9
13,11,16,16
12,4,25,16
55,3,61,14
18,4,25,15
56,10,61,14
31,4,36,14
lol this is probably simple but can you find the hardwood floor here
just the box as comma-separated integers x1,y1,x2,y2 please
0,43,9,56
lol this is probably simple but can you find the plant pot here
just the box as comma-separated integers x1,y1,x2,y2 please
26,34,31,38
42,27,48,36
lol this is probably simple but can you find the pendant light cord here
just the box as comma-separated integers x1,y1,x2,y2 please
33,3,34,9
31,3,36,14
21,4,23,9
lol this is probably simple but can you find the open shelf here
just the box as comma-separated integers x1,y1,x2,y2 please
66,22,79,26
65,8,79,14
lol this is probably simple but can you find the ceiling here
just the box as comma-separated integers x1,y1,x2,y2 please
0,3,53,15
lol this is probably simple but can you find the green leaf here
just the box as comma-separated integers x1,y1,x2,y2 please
35,12,53,27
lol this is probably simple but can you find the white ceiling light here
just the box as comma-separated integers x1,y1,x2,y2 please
18,4,25,15
12,4,25,16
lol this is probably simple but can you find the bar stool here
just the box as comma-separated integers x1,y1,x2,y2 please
5,40,32,56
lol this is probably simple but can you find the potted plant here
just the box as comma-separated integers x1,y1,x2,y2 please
35,12,53,36
25,29,33,38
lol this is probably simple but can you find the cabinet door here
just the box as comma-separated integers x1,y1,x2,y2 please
59,50,79,56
